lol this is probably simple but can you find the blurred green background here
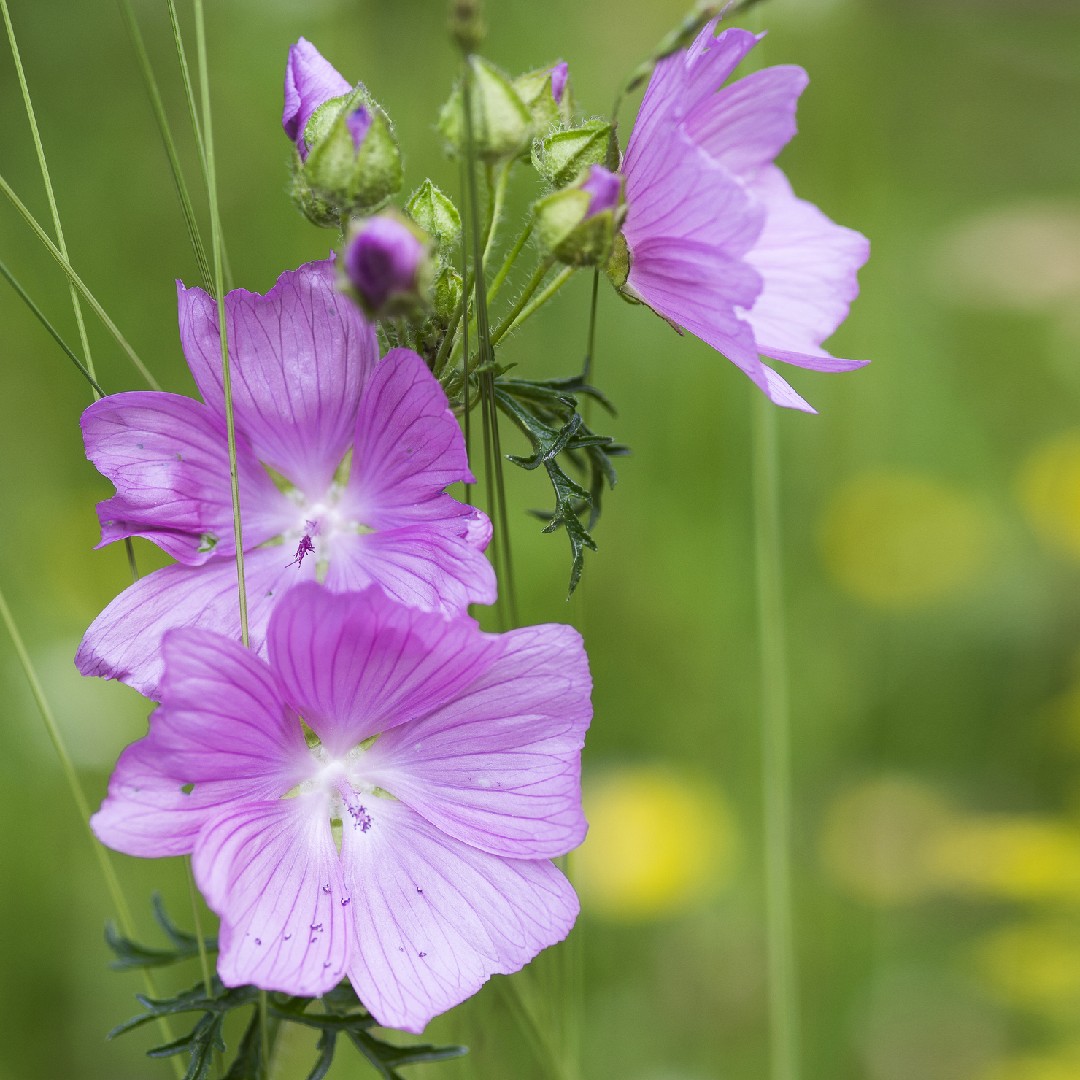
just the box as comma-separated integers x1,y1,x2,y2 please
3,0,1080,1077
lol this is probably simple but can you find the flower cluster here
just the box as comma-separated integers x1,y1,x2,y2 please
81,10,866,1062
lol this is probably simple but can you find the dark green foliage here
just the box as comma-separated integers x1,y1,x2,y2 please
106,899,467,1080
495,374,627,596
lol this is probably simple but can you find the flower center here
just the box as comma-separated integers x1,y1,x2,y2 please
282,482,373,577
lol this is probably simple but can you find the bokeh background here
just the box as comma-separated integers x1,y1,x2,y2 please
3,0,1080,1077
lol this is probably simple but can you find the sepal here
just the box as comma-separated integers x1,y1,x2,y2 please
438,56,530,162
532,119,614,188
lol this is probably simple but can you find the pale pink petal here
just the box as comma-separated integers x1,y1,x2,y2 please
342,795,578,1033
76,546,314,699
684,65,808,181
91,630,310,858
745,166,870,361
82,391,290,564
194,795,350,996
178,260,378,496
362,624,590,860
267,584,501,756
326,523,497,616
624,24,760,166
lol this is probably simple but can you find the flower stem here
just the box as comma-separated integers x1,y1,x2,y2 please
490,264,573,347
752,396,801,1080
193,0,249,651
488,255,556,346
0,583,184,1078
486,219,532,305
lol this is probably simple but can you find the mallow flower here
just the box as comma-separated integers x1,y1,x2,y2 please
91,582,589,1033
77,259,495,699
614,21,870,412
283,37,351,160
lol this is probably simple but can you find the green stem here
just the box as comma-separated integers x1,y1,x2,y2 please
0,259,104,397
118,0,212,292
1,0,99,391
194,0,249,651
752,396,801,1080
486,219,532,305
167,0,207,181
0,584,183,1077
488,255,555,347
495,978,573,1080
481,160,511,269
490,265,573,347
0,173,160,390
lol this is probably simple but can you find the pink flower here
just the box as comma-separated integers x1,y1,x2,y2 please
91,583,590,1033
619,22,870,412
283,38,352,159
77,259,495,698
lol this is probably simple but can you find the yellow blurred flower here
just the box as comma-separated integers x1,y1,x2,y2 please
574,763,737,920
820,776,953,904
819,470,992,609
927,816,1080,901
981,1047,1080,1080
1017,432,1080,559
974,921,1080,1012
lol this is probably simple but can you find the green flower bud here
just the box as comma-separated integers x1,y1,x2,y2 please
291,89,403,228
433,265,464,323
438,56,531,163
405,180,462,253
514,61,573,141
534,165,624,267
532,119,614,189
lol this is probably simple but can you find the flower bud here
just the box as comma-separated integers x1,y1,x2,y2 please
405,180,462,253
534,165,624,267
437,56,531,163
282,38,351,160
284,40,403,227
532,119,614,189
341,212,435,319
433,266,464,323
514,61,573,138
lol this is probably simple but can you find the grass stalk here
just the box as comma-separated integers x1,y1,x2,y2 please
0,173,160,390
118,0,212,292
752,396,801,1080
192,0,249,651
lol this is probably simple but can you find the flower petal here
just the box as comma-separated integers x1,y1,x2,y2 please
267,584,501,757
362,624,590,859
624,24,760,165
76,546,313,699
91,628,310,858
684,65,808,182
194,795,350,996
345,348,476,523
342,795,578,1033
746,166,870,361
178,259,378,496
326,522,497,616
283,38,351,157
83,391,290,564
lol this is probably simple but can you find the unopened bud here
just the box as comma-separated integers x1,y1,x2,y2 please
437,56,530,163
283,38,351,160
405,180,462,253
433,266,464,323
341,212,435,319
448,0,485,52
534,164,624,267
532,119,614,189
514,61,573,140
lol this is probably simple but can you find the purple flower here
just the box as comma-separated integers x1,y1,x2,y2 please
283,38,352,159
344,215,430,317
77,259,495,699
91,583,589,1033
619,22,870,412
